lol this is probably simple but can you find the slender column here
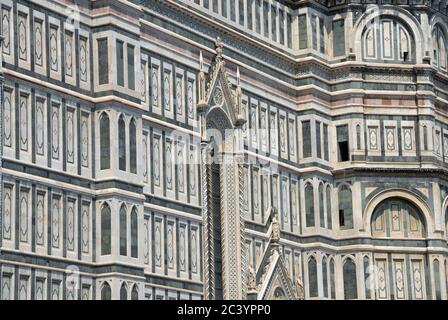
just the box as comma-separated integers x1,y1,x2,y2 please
201,139,215,300
0,36,4,247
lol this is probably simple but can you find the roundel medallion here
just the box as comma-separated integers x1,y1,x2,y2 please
213,87,224,106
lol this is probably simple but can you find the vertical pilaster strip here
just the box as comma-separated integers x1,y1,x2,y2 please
238,159,247,299
0,51,3,247
201,142,214,300
220,136,244,300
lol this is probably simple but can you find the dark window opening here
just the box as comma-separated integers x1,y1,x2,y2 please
302,121,312,158
116,40,124,87
339,209,345,227
403,51,409,61
338,141,349,161
98,38,109,85
337,125,350,162
127,45,135,90
423,126,428,151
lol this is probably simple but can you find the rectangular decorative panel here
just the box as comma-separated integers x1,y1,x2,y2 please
376,259,388,299
79,37,88,83
36,98,45,156
189,146,197,197
66,199,76,251
51,104,60,160
52,196,61,248
3,185,12,240
18,13,28,61
65,31,74,77
50,25,59,71
2,7,11,56
36,193,45,246
167,221,175,270
179,223,187,272
34,19,43,67
153,134,161,187
391,203,401,231
19,94,29,151
3,89,12,148
154,219,162,268
66,109,75,164
19,189,29,243
81,114,89,168
393,259,406,300
165,140,173,190
411,259,424,299
81,202,90,254
382,20,393,59
191,227,198,274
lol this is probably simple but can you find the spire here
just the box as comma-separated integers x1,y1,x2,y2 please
200,50,204,72
197,50,207,111
237,66,240,86
235,66,245,125
215,36,223,61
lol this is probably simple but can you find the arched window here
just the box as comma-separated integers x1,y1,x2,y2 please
322,256,328,298
434,259,441,300
101,204,111,255
131,284,139,300
326,186,332,230
423,125,428,151
329,259,336,299
305,183,315,227
120,204,127,256
363,256,372,299
356,124,361,150
338,185,353,230
432,25,447,70
343,258,358,299
308,256,318,298
101,282,112,300
131,206,138,258
319,183,325,228
362,18,414,63
120,283,127,300
100,113,110,170
118,115,126,171
130,119,137,174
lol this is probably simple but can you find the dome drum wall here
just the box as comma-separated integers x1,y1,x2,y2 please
0,0,448,300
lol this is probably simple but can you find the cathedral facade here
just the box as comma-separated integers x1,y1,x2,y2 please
0,0,448,300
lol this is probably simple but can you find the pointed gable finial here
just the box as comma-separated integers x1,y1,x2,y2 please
235,66,245,125
215,36,223,60
237,66,240,86
271,209,280,244
199,50,204,72
197,50,207,112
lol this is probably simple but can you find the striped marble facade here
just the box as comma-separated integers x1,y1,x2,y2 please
0,0,447,300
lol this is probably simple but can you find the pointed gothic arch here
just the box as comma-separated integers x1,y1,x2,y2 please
101,282,112,300
118,114,126,171
119,203,127,256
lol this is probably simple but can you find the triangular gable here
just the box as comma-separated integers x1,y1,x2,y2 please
200,37,244,127
257,250,297,300
250,208,303,300
206,76,236,124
